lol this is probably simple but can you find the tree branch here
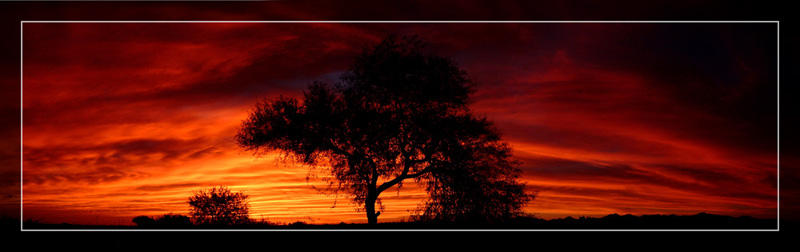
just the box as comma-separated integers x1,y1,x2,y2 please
376,158,433,194
327,139,352,157
376,162,410,193
405,166,432,179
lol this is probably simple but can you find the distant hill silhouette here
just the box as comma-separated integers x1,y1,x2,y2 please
17,213,776,229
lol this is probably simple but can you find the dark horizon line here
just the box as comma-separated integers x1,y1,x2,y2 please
10,212,779,228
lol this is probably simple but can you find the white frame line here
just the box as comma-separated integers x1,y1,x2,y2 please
19,20,781,232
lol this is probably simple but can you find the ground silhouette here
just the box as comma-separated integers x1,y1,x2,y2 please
17,213,777,229
132,214,192,228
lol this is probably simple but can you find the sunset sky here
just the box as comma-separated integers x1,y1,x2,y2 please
19,22,777,225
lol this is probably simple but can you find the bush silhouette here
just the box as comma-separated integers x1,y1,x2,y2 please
132,215,156,226
237,35,532,224
188,186,250,226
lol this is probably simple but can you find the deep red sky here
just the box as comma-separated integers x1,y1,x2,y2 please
14,22,778,225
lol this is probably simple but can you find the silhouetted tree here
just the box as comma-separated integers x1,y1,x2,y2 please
188,186,250,226
237,35,532,224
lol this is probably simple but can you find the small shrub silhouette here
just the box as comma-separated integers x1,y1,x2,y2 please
132,215,156,226
188,186,250,226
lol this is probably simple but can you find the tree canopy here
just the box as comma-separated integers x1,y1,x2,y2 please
237,35,532,224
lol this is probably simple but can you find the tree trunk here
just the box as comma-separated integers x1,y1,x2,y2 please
365,187,378,225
